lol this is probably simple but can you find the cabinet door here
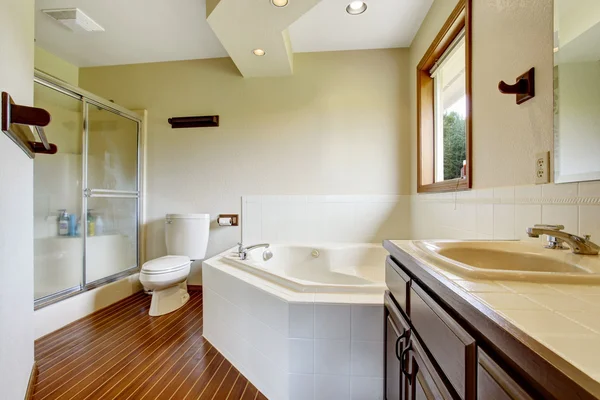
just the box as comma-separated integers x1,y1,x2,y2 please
386,316,406,400
403,336,453,400
385,292,411,400
478,350,533,400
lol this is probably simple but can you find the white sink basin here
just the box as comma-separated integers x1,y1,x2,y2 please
411,240,600,283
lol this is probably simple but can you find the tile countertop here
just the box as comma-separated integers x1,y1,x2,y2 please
386,240,600,388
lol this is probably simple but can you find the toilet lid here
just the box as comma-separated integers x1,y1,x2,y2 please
142,255,190,274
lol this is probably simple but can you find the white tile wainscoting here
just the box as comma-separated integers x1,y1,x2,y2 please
241,195,411,244
202,259,384,400
241,183,600,247
410,182,600,243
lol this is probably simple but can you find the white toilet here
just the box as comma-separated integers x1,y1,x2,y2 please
140,213,210,316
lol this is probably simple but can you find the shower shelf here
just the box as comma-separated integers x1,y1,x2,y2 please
2,91,57,158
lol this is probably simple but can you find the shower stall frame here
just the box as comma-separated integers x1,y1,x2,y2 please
33,70,144,310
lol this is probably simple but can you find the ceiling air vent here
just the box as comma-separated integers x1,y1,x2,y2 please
42,8,105,32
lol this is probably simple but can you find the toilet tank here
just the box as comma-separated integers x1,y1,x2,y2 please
165,214,210,260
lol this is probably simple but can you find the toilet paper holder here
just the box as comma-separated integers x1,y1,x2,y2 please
218,214,238,226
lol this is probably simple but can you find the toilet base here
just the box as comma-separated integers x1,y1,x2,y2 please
149,281,190,316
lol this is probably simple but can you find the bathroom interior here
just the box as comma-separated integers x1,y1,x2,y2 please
1,0,600,399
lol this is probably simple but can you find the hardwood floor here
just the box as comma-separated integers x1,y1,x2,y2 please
34,290,267,400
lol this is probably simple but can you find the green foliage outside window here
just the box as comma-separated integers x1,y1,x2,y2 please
443,111,467,180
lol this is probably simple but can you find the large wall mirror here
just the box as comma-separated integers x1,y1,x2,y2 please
554,0,600,183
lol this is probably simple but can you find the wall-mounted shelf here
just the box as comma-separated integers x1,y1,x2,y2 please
168,115,219,128
2,91,56,158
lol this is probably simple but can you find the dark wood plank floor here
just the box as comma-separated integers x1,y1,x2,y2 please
34,290,267,400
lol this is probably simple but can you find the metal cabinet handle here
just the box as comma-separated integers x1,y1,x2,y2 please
394,329,408,361
400,342,413,376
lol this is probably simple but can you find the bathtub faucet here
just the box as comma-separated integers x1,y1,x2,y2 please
237,242,270,260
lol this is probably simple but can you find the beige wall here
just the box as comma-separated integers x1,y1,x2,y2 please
80,49,411,282
0,0,35,397
409,0,554,192
35,45,79,86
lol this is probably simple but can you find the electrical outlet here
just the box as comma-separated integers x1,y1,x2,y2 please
535,151,550,184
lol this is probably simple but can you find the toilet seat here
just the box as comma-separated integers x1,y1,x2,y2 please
141,255,191,275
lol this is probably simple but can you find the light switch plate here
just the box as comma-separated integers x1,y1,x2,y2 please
535,151,550,184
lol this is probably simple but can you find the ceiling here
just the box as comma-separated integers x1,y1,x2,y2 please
290,0,433,52
206,0,321,77
35,0,433,73
35,0,228,67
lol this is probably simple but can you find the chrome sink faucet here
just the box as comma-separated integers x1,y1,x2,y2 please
526,224,600,255
237,242,270,260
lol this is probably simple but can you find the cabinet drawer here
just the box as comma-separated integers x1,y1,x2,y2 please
410,282,476,400
384,291,410,336
385,256,410,315
478,350,533,400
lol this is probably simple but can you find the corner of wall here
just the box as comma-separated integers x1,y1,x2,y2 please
34,46,80,86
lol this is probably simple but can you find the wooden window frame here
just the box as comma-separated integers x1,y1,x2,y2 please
417,0,472,193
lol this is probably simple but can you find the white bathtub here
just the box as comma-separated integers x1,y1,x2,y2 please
222,243,387,294
203,243,387,400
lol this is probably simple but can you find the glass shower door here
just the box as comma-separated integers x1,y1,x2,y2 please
84,101,140,285
33,82,84,300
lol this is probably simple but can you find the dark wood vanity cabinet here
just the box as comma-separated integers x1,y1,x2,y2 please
384,255,541,400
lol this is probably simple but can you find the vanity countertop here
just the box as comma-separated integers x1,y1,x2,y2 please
384,239,600,398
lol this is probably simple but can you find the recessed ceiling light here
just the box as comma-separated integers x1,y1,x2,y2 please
346,1,367,15
252,49,266,56
271,0,289,7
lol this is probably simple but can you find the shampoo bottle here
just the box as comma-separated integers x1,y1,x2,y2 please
87,211,95,237
69,214,77,236
58,210,69,236
95,214,104,236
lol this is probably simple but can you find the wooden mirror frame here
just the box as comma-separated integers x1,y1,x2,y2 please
417,0,472,193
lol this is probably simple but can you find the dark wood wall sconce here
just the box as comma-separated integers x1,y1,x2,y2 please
2,91,57,158
498,67,535,105
168,115,219,128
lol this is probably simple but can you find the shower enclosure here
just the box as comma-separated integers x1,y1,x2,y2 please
33,70,142,309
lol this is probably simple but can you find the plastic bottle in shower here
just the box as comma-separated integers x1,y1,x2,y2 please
58,210,69,236
68,214,77,236
95,214,104,236
87,211,96,237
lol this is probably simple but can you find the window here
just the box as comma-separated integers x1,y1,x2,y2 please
417,0,471,193
432,32,466,182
